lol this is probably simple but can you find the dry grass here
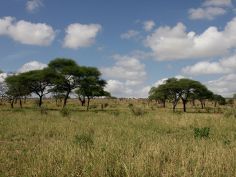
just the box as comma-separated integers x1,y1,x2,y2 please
0,99,236,176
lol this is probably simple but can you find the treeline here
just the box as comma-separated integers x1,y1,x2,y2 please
148,78,226,112
1,58,110,110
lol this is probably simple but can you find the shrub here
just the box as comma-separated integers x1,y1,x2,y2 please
128,103,133,108
60,108,71,117
194,127,210,139
104,103,109,108
130,106,146,116
89,105,97,109
74,132,94,148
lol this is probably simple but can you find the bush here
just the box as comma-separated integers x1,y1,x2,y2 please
194,127,210,139
130,106,146,116
89,105,97,109
74,132,94,148
60,108,71,117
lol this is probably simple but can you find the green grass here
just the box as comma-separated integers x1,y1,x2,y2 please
0,99,236,176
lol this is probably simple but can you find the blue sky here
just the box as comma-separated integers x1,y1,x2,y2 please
0,0,236,97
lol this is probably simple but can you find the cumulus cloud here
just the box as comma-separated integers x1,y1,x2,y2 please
143,20,155,32
101,55,148,98
101,55,147,85
189,7,226,20
206,74,236,97
63,23,102,49
121,30,139,39
203,0,232,7
189,0,232,20
26,0,43,12
182,55,236,75
0,16,56,46
18,61,47,73
105,80,133,97
145,17,236,60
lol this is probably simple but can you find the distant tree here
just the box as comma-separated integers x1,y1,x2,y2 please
148,85,168,107
212,94,226,107
192,84,213,109
164,78,182,112
48,58,81,108
149,78,215,112
5,74,31,108
75,66,109,110
20,68,56,107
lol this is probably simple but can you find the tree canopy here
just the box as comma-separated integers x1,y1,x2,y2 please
149,78,221,112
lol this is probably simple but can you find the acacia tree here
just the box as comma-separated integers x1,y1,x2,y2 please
212,94,226,107
5,74,31,108
177,79,206,112
48,58,81,108
20,68,56,107
193,85,213,109
164,78,183,112
75,66,109,110
148,85,168,107
149,78,216,112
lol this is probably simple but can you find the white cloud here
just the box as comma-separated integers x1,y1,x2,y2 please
188,0,232,20
101,55,146,85
63,23,102,49
121,30,139,39
105,80,133,97
0,16,56,46
189,7,226,20
102,55,148,98
26,0,43,12
145,17,236,60
206,74,236,97
203,0,232,7
18,61,47,73
182,55,236,75
143,20,155,32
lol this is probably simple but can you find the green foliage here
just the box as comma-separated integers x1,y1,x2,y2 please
60,108,71,117
149,77,221,112
194,127,210,139
74,132,94,148
130,106,146,116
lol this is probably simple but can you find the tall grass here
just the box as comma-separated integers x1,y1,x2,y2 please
0,99,236,176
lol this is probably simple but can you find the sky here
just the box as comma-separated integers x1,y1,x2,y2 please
0,0,236,98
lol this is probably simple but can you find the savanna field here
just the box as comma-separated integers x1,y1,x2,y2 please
0,99,236,177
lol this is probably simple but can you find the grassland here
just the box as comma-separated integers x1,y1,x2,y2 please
0,99,236,177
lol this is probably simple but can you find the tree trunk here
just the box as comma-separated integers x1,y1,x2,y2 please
181,98,187,112
200,100,204,109
183,100,186,112
19,98,22,108
163,100,166,108
39,95,43,107
86,97,90,111
79,96,86,106
10,98,14,108
192,99,195,106
63,91,70,108
172,98,179,112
